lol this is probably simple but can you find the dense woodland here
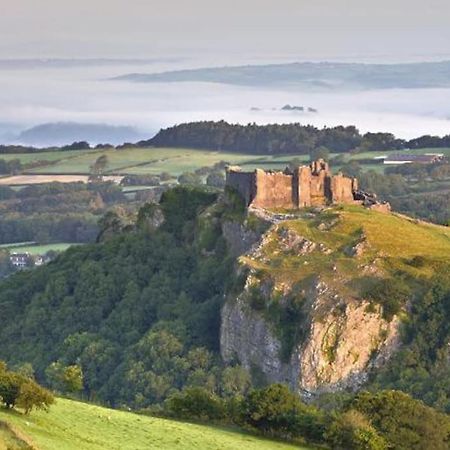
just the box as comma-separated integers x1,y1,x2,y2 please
142,121,450,154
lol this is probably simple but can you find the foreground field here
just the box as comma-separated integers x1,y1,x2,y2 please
0,399,309,450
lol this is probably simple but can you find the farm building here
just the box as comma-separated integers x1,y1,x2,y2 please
9,252,32,268
383,153,444,165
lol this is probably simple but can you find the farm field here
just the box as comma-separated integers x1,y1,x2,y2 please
0,242,78,255
1,146,448,185
0,175,123,185
0,398,310,450
26,147,264,176
0,149,97,164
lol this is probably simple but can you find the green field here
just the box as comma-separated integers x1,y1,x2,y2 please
0,149,97,165
1,243,77,255
2,146,449,182
0,398,309,450
26,148,265,176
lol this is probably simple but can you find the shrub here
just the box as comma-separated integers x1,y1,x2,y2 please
352,390,450,450
165,387,226,421
237,384,320,439
325,409,388,450
17,381,54,414
364,277,411,320
0,361,54,413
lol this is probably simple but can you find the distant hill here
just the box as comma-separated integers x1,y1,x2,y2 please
0,397,305,450
17,122,145,147
114,60,450,90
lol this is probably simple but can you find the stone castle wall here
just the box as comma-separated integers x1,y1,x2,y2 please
252,169,295,209
225,168,256,206
226,160,359,209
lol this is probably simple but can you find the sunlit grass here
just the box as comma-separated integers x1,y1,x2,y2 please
0,399,309,450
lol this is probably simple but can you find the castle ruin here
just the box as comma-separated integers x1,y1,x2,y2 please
226,159,363,209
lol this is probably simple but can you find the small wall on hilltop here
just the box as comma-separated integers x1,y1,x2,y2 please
252,169,295,209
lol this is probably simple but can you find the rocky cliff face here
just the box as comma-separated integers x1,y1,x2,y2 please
220,207,403,396
221,272,400,395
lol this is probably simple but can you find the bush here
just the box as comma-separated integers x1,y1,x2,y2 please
237,384,319,439
352,390,450,450
364,277,411,320
17,381,54,414
0,361,54,413
325,409,388,450
165,387,226,421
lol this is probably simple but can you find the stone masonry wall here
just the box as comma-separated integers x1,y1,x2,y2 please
331,173,356,204
226,160,360,209
252,169,295,209
225,168,256,206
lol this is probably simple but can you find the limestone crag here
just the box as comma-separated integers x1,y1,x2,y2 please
221,271,400,396
220,213,401,397
221,221,263,257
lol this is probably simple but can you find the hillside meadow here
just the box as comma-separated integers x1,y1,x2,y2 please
0,398,310,450
3,146,448,179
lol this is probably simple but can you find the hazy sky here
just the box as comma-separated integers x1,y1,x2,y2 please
1,0,449,62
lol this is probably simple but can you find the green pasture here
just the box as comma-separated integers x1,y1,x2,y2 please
0,398,310,450
1,242,77,255
0,149,97,164
2,146,448,181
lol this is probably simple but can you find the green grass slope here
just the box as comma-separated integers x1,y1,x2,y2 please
242,205,450,291
0,399,309,450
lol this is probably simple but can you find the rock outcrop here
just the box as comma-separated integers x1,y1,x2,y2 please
221,273,400,396
220,207,402,397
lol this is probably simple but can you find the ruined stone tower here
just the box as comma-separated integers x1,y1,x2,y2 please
225,159,359,209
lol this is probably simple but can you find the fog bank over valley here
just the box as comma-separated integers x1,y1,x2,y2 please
1,59,450,146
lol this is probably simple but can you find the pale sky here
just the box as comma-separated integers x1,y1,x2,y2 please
1,0,449,62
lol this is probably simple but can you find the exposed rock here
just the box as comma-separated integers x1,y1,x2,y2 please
354,190,391,213
220,219,400,397
344,234,368,257
222,221,262,257
221,273,400,397
277,227,317,254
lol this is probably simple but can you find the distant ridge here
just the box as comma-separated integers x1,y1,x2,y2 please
17,122,145,146
113,60,450,90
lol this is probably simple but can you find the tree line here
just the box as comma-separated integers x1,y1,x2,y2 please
139,121,450,154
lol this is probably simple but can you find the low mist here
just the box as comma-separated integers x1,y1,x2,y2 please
1,60,449,146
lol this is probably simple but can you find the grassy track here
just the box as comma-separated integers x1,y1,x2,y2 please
0,399,310,450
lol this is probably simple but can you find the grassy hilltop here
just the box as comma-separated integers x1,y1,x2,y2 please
0,398,308,450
